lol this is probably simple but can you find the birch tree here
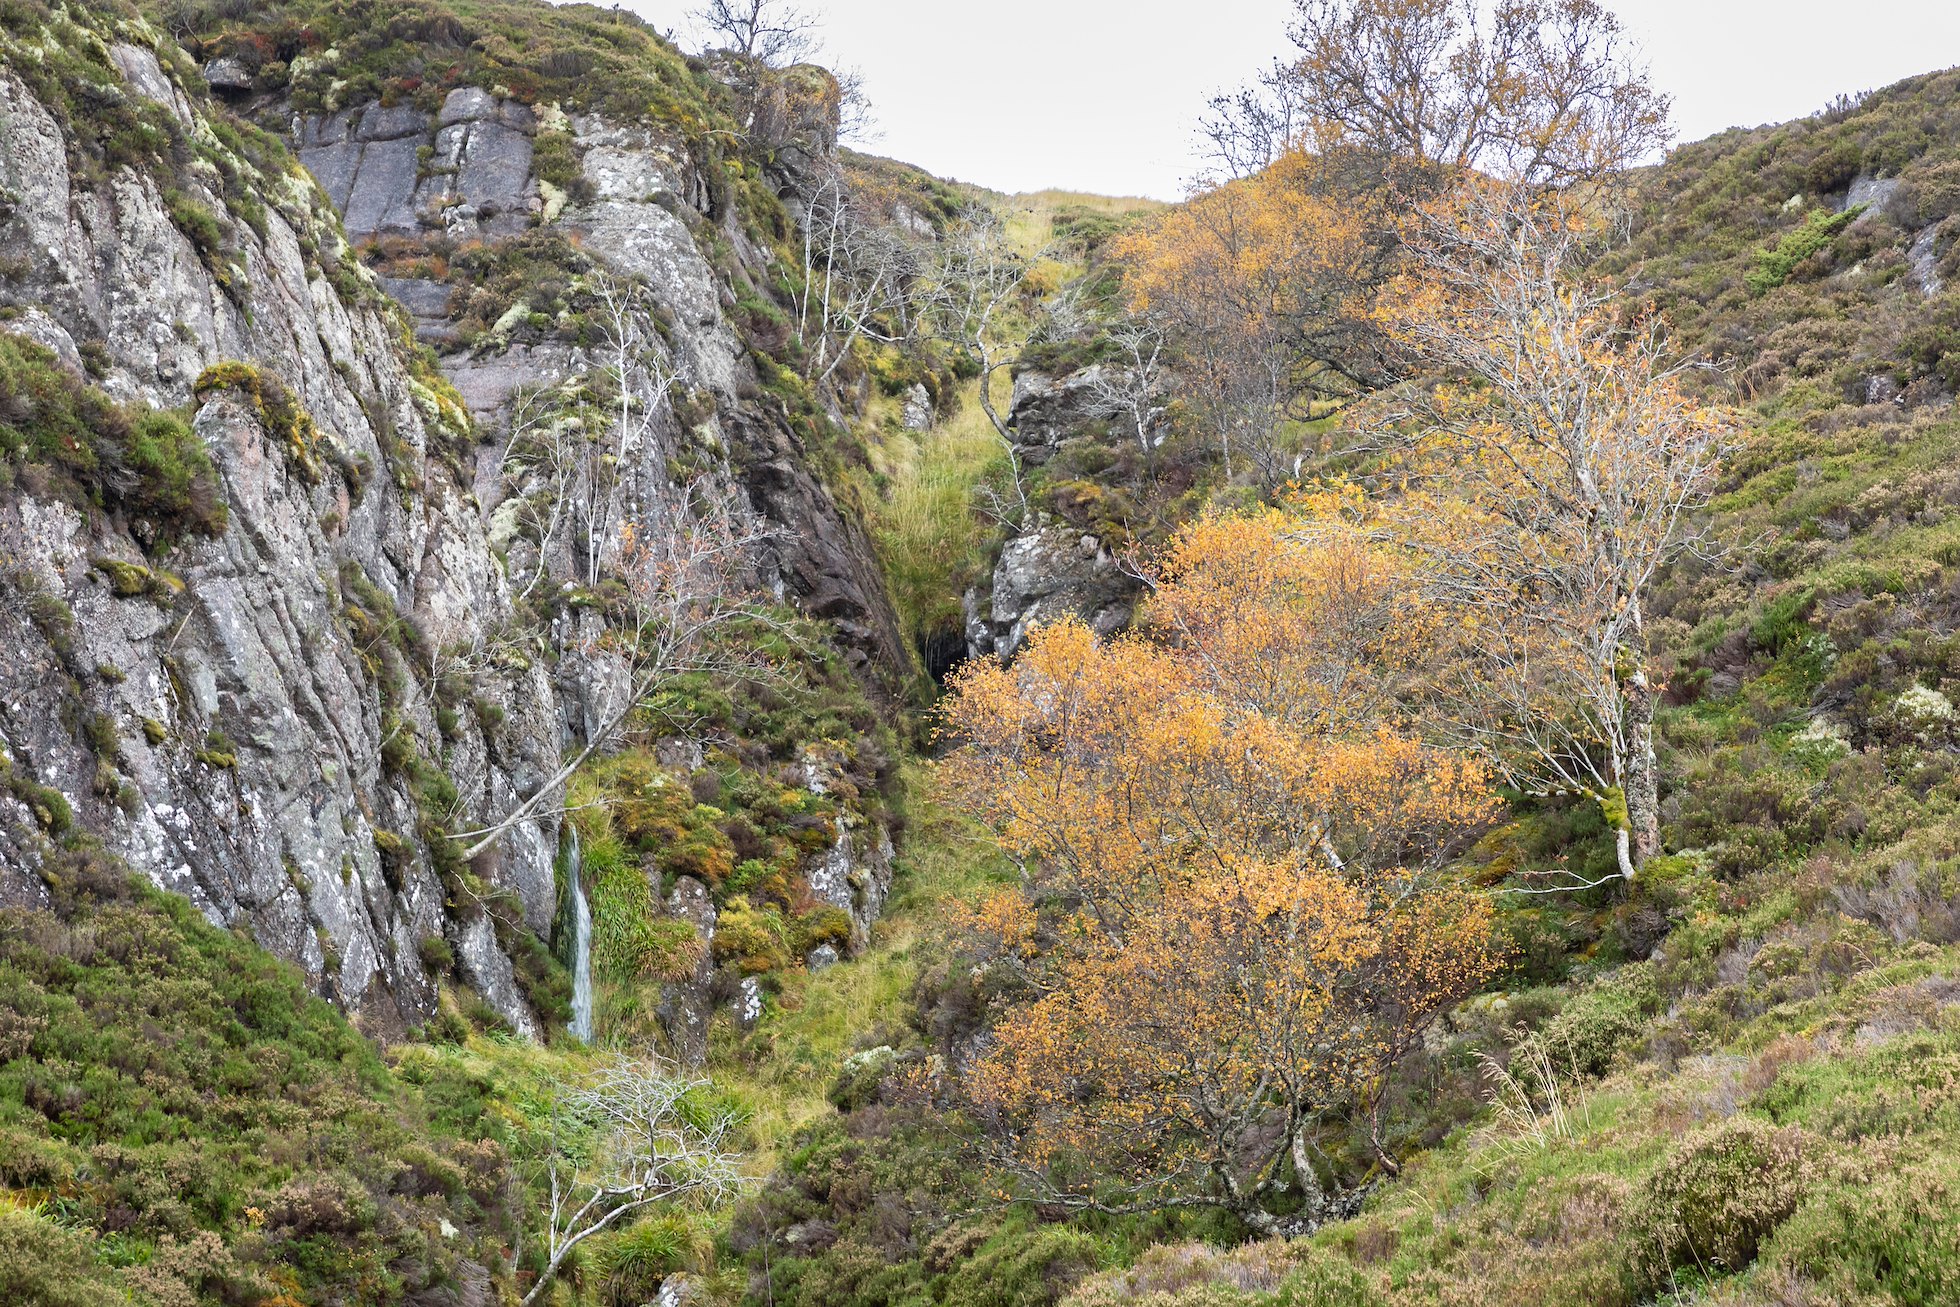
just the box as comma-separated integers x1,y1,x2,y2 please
1383,179,1734,882
521,1056,745,1307
794,168,919,386
456,479,776,859
1283,0,1671,184
1112,147,1392,484
691,0,819,67
919,208,1036,523
1084,315,1168,472
942,504,1502,1229
584,274,679,585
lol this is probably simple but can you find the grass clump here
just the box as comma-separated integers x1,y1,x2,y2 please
858,372,1009,673
1746,204,1865,293
0,333,227,543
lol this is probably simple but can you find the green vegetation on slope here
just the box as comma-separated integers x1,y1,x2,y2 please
708,761,1016,1158
849,188,1165,674
159,0,724,124
18,1,1960,1304
0,333,228,544
0,847,521,1304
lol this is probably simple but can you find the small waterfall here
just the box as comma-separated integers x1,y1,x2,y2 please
567,827,594,1043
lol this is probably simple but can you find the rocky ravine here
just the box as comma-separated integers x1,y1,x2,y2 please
0,33,902,1052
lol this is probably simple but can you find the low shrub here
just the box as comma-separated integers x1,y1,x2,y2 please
1628,1115,1811,1288
0,847,515,1299
1768,1153,1960,1304
1063,1241,1375,1307
1513,963,1661,1082
0,1206,125,1307
942,1225,1104,1307
0,333,227,541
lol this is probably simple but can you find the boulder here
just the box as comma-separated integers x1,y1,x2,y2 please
1007,364,1120,463
983,523,1137,658
900,382,934,431
201,57,252,94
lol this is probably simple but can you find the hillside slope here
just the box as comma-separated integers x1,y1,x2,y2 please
1030,65,1960,1307
10,3,1960,1306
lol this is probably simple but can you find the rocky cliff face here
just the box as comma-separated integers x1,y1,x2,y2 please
0,14,905,1051
0,41,561,1037
286,83,906,681
965,365,1143,660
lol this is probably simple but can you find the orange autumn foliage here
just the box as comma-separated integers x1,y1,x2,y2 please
939,504,1504,1224
1109,149,1396,483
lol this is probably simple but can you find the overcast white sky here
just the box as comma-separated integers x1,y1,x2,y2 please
602,1,1960,199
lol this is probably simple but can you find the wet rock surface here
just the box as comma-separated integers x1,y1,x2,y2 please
297,89,540,242
296,88,907,684
1007,365,1122,464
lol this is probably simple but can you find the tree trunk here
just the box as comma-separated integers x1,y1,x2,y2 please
1622,665,1661,873
1290,1120,1328,1224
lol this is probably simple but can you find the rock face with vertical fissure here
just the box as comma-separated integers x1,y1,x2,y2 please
0,50,562,1040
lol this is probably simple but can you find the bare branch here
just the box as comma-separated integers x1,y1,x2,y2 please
519,1055,747,1307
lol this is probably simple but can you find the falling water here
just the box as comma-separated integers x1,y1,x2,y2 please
567,826,594,1043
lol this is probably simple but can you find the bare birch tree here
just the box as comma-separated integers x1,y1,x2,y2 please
1283,0,1671,184
453,268,778,858
1085,315,1169,472
1199,58,1313,181
920,207,1036,524
520,1055,746,1307
692,0,819,67
795,168,919,386
585,274,679,585
495,273,678,595
456,479,776,859
1382,179,1734,882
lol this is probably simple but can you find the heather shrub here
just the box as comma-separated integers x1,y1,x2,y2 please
1063,1244,1377,1307
0,1206,125,1307
1067,1287,1253,1307
1266,1251,1382,1307
1065,1240,1305,1304
1628,1116,1812,1288
1512,963,1660,1083
1767,1152,1960,1304
942,1227,1105,1307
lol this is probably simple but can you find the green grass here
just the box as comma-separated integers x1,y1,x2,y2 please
708,761,1014,1165
1044,935,1960,1306
859,374,1013,658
